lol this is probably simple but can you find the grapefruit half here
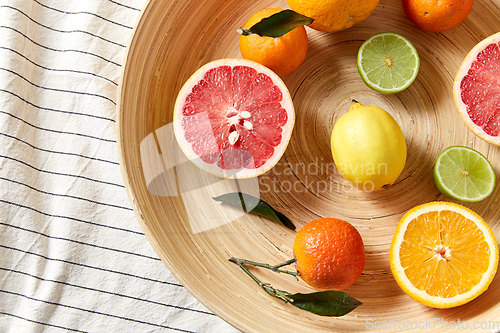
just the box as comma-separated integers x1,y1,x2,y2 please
453,32,500,146
173,58,295,178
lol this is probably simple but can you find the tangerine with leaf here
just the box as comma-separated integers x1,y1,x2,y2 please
229,217,365,316
238,8,310,76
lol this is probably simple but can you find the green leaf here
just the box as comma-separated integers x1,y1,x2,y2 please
213,192,295,230
237,9,314,38
289,291,362,316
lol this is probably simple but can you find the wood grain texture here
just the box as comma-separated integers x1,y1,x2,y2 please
116,0,500,331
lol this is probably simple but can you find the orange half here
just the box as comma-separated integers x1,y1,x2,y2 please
390,201,499,308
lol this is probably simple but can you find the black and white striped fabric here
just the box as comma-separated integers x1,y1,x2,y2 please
0,0,238,331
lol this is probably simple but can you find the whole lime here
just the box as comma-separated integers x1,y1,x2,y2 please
330,101,407,190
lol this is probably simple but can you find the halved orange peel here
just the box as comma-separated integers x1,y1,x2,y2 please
390,201,499,308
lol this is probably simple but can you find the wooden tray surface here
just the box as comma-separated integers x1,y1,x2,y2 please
116,0,500,331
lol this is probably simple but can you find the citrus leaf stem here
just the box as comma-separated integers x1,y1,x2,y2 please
230,258,295,303
229,257,363,316
229,257,299,278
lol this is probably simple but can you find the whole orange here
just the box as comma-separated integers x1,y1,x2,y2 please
293,218,365,291
239,8,308,77
402,0,473,32
286,0,380,33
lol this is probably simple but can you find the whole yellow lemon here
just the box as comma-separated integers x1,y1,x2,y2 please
331,101,407,190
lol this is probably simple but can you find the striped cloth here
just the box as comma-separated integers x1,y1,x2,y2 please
0,0,238,332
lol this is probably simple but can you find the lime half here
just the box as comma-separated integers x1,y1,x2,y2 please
434,146,496,203
357,32,420,94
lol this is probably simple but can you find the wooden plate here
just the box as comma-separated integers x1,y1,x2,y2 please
116,0,500,331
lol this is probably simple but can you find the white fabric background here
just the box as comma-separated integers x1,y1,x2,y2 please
0,0,239,332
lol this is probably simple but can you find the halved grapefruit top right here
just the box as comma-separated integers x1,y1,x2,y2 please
453,32,500,146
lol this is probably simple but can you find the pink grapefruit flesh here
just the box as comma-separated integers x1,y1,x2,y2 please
173,58,295,178
453,32,500,146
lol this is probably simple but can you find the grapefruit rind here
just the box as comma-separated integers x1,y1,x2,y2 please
390,201,499,308
453,32,500,147
173,58,295,179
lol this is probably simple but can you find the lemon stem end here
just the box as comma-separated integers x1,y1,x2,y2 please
349,100,365,112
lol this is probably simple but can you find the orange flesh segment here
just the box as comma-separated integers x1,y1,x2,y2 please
400,210,491,298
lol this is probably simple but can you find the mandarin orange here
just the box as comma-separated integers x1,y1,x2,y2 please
239,8,308,77
402,0,473,32
293,218,365,291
